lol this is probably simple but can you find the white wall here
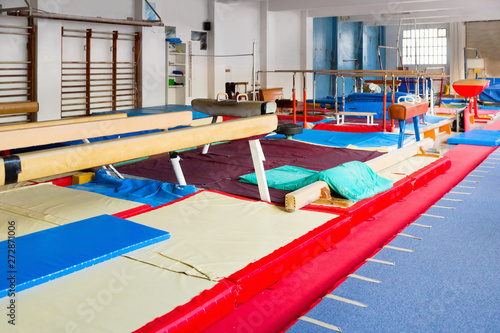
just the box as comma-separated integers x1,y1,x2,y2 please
264,9,311,100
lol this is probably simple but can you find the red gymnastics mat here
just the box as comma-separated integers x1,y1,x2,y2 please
203,120,500,333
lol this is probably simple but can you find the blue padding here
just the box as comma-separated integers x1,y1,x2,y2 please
9,130,163,154
344,101,390,119
70,169,197,207
447,129,500,147
100,105,209,120
479,79,500,103
266,128,411,148
0,215,169,297
348,92,410,103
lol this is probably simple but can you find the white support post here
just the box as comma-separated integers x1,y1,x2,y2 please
249,139,271,202
170,153,187,186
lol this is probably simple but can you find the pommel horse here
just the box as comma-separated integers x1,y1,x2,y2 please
388,95,429,149
452,79,490,131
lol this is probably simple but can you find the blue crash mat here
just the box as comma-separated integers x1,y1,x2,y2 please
266,128,411,149
0,215,169,298
447,129,500,147
70,169,197,207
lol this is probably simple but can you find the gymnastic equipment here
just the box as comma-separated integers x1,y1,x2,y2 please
257,69,447,132
0,113,278,203
191,96,277,154
452,79,490,131
388,95,429,148
0,112,192,150
0,112,126,132
189,41,257,100
285,138,434,212
191,98,276,118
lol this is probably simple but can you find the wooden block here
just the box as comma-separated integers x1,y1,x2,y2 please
285,181,330,212
72,172,94,185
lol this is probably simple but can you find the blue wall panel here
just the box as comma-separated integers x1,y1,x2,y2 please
313,17,336,98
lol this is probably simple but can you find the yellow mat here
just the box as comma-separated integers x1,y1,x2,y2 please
0,183,144,241
126,190,339,281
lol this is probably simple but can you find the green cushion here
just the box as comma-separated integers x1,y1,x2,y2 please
239,161,393,202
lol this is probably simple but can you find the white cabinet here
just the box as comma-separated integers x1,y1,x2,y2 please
166,42,188,105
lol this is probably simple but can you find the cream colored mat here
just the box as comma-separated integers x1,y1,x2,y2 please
0,255,216,333
127,191,339,281
0,183,144,241
377,155,442,182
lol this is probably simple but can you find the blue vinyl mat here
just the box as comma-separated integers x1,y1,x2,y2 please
70,169,197,207
287,151,500,332
101,104,209,120
0,215,169,298
447,129,500,147
266,128,412,149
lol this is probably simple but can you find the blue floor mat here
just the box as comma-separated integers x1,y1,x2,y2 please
287,152,500,332
70,169,197,207
266,128,411,149
101,105,209,120
0,215,169,298
447,129,500,147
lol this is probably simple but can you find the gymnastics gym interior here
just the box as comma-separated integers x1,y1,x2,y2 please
1,0,499,332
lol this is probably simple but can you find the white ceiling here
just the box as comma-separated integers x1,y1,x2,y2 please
266,0,500,25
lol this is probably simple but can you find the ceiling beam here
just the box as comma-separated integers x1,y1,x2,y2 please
305,0,499,19
330,6,500,25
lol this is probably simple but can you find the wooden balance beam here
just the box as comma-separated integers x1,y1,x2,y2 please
388,96,429,149
0,101,39,122
0,114,278,186
285,138,434,212
0,113,127,132
0,112,192,151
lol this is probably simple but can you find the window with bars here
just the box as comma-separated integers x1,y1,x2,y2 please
402,28,447,65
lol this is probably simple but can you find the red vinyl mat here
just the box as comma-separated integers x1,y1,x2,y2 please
203,122,500,333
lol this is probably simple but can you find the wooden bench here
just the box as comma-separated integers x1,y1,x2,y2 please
336,111,376,125
388,95,429,148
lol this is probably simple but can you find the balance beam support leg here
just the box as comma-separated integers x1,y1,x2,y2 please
249,139,270,202
170,152,187,186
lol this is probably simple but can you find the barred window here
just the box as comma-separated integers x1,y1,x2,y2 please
402,28,447,65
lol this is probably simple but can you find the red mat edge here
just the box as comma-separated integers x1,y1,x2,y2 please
203,135,498,333
228,215,351,305
133,279,238,333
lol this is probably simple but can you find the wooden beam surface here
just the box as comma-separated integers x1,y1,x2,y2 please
0,113,126,132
